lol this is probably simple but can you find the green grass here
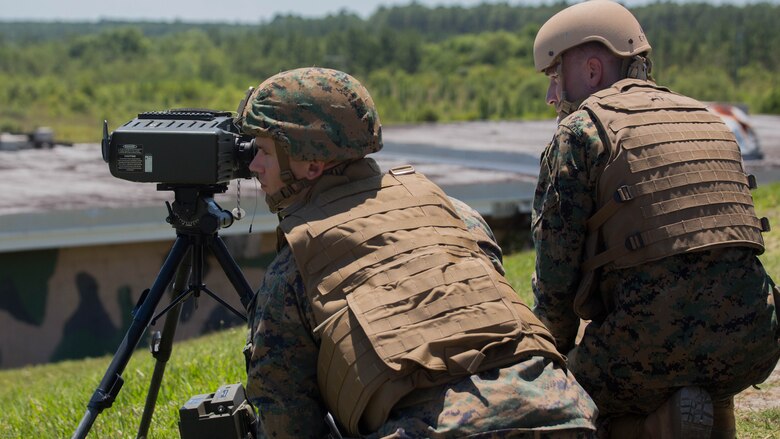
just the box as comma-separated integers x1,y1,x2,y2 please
1,183,779,438
504,249,536,306
737,407,780,439
0,328,247,438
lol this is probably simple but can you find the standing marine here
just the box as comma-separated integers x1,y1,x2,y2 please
530,1,780,438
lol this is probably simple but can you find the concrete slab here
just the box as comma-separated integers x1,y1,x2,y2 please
2,115,779,252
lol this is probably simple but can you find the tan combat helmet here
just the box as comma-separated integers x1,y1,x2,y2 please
533,0,651,72
238,67,383,212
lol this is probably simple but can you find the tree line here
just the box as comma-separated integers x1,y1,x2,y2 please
1,1,779,142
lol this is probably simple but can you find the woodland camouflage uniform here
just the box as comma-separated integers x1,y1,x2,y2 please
249,198,596,438
241,67,597,438
530,3,780,436
531,109,780,418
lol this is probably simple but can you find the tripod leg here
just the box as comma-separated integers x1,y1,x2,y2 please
208,235,255,311
136,251,192,439
72,236,191,439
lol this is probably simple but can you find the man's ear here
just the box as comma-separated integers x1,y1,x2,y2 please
304,161,326,180
586,57,603,88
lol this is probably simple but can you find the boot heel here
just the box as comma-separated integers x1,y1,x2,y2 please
675,387,713,438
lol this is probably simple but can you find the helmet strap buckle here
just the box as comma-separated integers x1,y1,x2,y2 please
623,55,653,81
279,170,296,184
274,142,299,185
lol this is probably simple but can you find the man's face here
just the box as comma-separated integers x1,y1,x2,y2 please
248,136,285,196
544,49,592,115
544,62,563,111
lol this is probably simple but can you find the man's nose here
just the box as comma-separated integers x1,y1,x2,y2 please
248,157,263,175
546,81,559,107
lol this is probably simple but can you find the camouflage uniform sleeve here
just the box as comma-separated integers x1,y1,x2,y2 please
531,111,606,354
448,196,505,275
246,245,327,439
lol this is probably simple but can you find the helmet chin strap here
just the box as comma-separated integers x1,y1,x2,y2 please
556,97,583,120
265,142,312,214
264,143,356,214
555,62,584,120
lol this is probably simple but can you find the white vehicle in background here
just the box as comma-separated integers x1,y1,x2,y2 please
706,103,764,161
0,127,55,151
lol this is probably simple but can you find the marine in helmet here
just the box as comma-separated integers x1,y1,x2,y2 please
530,1,780,438
240,67,598,438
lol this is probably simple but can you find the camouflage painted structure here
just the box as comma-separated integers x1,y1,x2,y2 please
0,233,274,369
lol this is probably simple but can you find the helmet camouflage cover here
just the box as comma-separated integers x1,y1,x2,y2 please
240,67,382,162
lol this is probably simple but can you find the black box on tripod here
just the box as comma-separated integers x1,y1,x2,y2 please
103,110,255,185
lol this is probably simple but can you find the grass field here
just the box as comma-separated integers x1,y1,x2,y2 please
1,183,779,438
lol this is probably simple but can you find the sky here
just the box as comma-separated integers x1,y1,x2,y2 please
0,0,768,23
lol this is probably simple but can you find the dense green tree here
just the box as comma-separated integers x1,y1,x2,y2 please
0,2,778,142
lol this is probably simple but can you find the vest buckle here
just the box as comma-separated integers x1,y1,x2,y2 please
625,233,645,250
389,165,415,176
748,174,758,190
615,185,634,202
761,217,771,232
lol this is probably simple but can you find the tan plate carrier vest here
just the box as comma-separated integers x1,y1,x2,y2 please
579,79,767,274
279,161,561,436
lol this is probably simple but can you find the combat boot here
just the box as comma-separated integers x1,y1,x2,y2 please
643,386,713,439
710,396,736,439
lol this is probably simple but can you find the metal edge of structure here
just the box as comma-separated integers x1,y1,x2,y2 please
0,180,536,253
0,205,279,252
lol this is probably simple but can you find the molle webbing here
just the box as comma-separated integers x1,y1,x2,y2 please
306,215,466,274
581,79,766,271
347,258,517,367
586,170,753,233
584,212,766,272
281,164,561,435
308,194,453,238
316,234,479,298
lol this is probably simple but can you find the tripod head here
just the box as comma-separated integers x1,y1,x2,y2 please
152,183,254,316
158,184,236,235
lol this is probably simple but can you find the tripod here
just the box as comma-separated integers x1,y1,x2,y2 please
72,184,256,439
